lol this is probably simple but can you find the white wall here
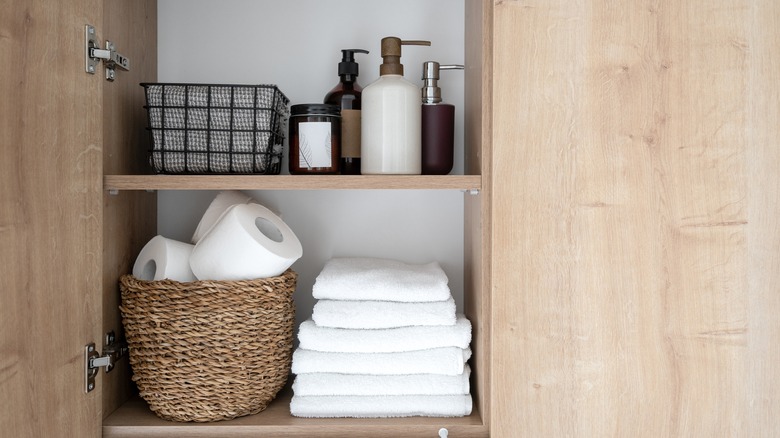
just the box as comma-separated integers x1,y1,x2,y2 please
156,0,466,323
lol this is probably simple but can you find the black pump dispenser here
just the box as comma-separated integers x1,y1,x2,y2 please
337,49,369,82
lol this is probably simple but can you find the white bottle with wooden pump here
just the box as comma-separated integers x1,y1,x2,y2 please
361,37,431,174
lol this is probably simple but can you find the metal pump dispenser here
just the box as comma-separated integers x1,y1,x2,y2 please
420,61,465,175
421,61,465,103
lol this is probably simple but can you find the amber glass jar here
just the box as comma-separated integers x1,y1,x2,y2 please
288,104,341,174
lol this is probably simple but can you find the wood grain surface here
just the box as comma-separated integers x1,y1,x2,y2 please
100,0,158,419
465,0,493,430
103,174,482,191
104,387,487,438
490,1,780,437
0,0,103,436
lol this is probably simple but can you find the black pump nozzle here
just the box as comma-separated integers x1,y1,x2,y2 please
338,49,369,80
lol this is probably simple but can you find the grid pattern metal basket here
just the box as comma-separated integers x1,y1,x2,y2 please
141,83,290,174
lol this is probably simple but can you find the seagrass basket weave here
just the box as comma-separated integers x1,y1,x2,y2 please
119,269,296,422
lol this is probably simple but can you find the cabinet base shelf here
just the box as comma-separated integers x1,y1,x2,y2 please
103,387,487,438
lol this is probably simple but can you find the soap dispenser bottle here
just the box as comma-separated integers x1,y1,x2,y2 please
361,37,431,174
324,49,369,175
421,61,464,175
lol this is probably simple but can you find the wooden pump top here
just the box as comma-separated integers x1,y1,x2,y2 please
379,37,431,76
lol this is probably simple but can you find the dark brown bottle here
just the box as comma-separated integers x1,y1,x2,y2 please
324,49,368,175
422,104,456,175
420,61,464,175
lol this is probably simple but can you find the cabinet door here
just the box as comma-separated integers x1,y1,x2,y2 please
0,0,156,436
491,1,780,436
0,0,104,436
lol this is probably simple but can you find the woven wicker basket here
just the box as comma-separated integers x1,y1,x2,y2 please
119,270,296,422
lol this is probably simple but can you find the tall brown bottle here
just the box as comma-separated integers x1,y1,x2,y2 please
324,49,369,175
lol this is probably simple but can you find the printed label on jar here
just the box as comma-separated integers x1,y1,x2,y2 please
298,122,332,168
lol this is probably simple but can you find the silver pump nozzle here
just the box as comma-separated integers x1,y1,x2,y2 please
421,62,464,104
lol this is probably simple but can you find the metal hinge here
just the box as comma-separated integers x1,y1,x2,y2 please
85,24,130,81
85,331,128,393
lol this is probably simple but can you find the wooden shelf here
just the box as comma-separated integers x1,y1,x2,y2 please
104,175,482,191
103,386,488,438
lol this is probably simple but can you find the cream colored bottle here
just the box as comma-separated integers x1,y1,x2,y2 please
361,37,430,174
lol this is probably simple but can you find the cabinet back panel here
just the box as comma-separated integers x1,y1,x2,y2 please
158,0,466,175
155,0,470,341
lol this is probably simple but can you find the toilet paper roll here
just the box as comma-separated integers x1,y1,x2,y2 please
189,203,303,281
132,235,197,282
191,190,255,244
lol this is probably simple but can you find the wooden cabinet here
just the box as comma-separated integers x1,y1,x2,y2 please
99,1,493,437
3,1,779,437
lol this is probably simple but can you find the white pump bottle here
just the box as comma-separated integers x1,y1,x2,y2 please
361,37,430,174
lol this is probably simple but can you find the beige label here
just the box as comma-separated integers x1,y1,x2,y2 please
341,109,361,158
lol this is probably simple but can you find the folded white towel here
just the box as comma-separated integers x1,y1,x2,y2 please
312,257,451,302
298,315,471,353
312,297,457,329
292,365,471,396
292,347,471,376
290,394,473,418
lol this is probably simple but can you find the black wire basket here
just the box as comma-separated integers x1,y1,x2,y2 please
141,83,290,174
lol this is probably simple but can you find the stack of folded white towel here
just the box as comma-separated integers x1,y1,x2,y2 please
290,257,473,418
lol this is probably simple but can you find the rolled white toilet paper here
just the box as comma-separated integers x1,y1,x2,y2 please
189,203,303,281
132,235,197,282
191,190,254,244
